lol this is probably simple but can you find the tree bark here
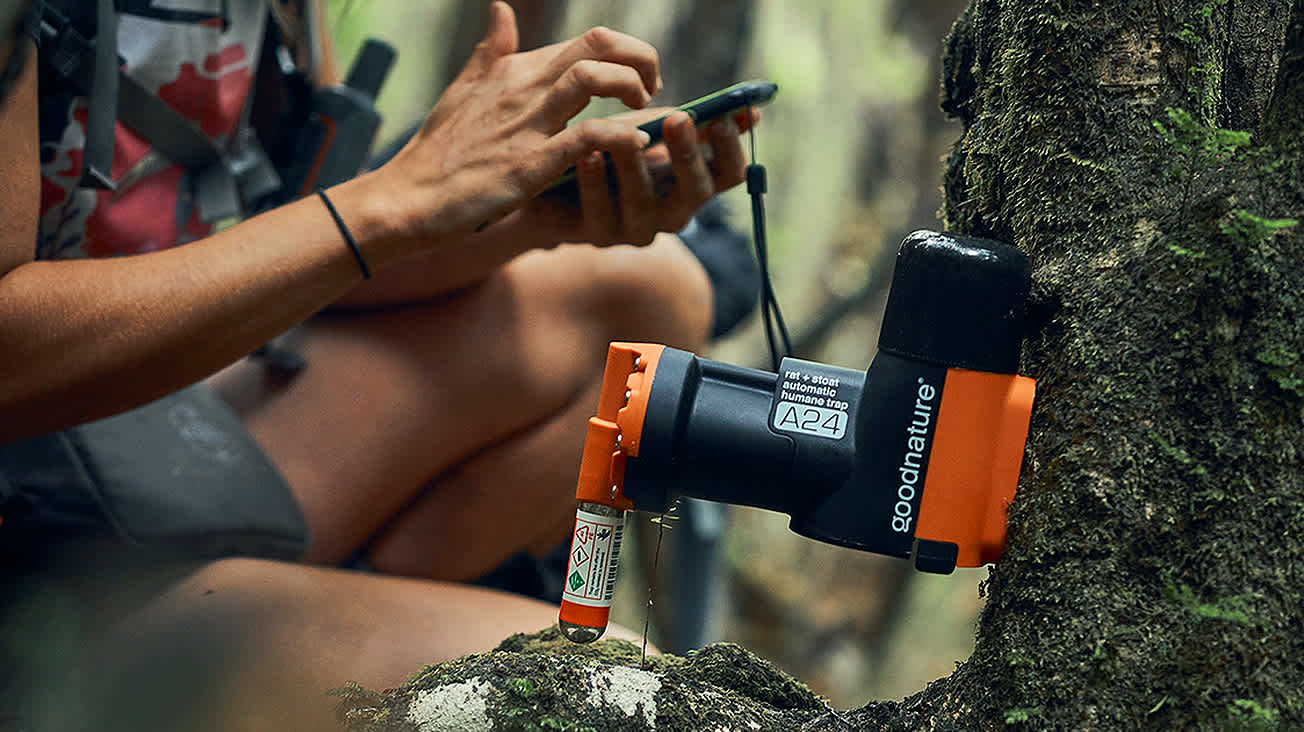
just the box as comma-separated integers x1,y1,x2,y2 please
836,1,1304,728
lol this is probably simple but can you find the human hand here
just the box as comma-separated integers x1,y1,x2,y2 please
378,2,663,246
490,106,752,249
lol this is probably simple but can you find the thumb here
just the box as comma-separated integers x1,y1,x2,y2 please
466,2,519,75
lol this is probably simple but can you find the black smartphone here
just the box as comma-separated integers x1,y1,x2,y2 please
631,79,777,147
542,79,778,200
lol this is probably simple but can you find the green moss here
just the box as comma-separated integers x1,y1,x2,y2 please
1149,430,1209,475
1171,0,1232,121
538,717,595,732
1153,107,1251,163
1166,241,1211,259
1256,345,1304,398
1163,573,1256,625
1003,706,1043,725
1228,699,1280,730
508,677,536,698
1221,210,1300,246
665,643,824,713
1005,651,1035,668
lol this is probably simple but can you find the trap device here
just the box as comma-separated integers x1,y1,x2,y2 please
559,231,1038,642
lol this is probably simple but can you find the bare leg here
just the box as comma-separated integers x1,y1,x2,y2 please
65,237,710,728
213,235,712,576
20,234,705,728
26,557,645,732
365,375,606,579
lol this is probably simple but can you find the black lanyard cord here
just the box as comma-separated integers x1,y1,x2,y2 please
745,108,792,371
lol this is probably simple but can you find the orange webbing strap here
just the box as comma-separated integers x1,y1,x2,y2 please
915,368,1037,567
573,343,665,508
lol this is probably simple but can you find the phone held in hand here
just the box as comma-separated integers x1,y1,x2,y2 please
632,79,778,147
541,80,778,200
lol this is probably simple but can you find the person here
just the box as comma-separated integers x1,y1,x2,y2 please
0,1,754,729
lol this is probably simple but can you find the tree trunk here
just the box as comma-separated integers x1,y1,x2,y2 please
838,1,1304,728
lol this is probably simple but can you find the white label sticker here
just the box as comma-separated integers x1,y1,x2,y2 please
771,401,848,440
771,364,854,441
561,509,625,607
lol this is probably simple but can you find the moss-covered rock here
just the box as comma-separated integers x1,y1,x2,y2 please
334,627,832,731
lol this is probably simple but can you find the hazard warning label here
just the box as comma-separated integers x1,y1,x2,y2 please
561,509,625,608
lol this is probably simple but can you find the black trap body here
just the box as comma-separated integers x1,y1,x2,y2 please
558,231,1037,642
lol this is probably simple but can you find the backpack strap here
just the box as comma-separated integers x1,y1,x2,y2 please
115,72,221,173
38,0,118,190
39,0,282,220
80,0,116,190
115,70,248,220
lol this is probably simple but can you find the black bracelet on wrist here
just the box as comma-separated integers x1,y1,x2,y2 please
315,188,371,279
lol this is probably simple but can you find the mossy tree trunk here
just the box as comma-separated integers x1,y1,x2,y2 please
842,1,1304,729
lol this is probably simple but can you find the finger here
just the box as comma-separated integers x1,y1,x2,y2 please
663,113,714,229
721,108,760,139
576,151,619,245
464,1,519,78
541,59,654,124
707,117,747,191
691,109,759,143
610,144,658,246
535,118,650,192
547,27,661,97
641,143,671,172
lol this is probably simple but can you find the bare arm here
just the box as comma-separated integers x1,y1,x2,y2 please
0,4,661,440
0,43,401,440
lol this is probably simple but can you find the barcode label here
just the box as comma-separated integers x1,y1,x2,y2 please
603,520,624,602
561,509,626,608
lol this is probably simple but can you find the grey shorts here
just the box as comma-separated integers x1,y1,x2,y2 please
0,384,308,566
0,384,311,727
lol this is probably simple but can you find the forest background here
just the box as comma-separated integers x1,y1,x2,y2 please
328,0,982,710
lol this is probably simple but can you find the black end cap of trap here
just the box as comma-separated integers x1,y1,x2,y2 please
914,539,959,575
878,231,1030,375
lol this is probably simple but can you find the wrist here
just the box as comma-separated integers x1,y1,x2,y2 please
315,189,370,278
323,170,423,271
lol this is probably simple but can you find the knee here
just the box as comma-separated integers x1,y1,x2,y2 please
582,233,713,352
494,235,712,400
